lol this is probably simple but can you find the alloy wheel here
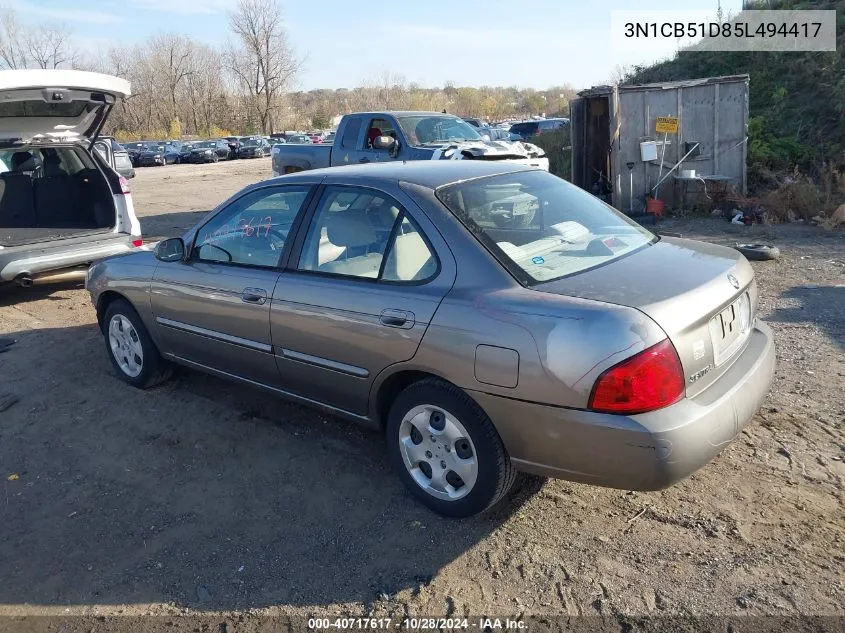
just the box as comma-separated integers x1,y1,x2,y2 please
108,314,144,378
398,404,478,501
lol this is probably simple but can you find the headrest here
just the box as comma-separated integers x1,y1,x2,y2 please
325,211,376,248
42,153,65,177
11,151,38,172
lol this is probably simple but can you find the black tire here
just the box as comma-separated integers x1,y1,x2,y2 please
103,299,172,389
735,243,780,261
386,378,517,518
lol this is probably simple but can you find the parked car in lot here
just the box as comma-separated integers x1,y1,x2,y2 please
0,69,141,287
224,136,244,160
186,139,230,163
237,136,271,158
123,141,149,166
136,141,167,167
93,136,135,179
86,160,775,517
162,141,185,164
177,141,198,163
272,111,548,176
323,131,336,144
463,118,511,142
285,134,312,145
508,118,569,140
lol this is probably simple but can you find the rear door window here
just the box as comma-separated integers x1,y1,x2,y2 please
296,186,438,283
340,118,362,149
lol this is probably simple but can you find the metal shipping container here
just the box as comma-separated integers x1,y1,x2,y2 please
570,74,749,214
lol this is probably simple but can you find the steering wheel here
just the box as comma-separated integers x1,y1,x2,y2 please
266,228,287,250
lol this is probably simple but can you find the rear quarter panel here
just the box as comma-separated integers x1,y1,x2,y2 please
408,287,667,409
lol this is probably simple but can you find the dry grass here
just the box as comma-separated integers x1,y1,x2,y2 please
760,179,823,222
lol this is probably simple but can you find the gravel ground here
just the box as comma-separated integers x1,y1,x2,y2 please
0,158,842,630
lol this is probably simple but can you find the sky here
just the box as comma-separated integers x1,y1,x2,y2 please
3,0,744,91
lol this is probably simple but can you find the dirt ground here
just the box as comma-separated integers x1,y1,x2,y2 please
0,158,843,629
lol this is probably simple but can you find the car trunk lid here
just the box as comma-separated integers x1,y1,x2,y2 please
534,237,758,397
0,69,130,145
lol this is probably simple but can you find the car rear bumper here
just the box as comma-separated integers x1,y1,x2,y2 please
0,234,137,282
470,321,776,490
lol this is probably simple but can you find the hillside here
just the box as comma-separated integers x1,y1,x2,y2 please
623,0,845,199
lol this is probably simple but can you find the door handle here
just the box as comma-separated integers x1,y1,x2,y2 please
241,287,268,305
359,157,371,164
380,309,414,328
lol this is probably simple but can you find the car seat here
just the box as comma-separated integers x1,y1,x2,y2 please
34,152,83,227
367,127,382,148
382,229,436,281
0,151,37,228
319,210,383,278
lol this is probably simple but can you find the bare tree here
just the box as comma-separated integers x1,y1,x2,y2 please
185,44,225,135
149,34,194,127
26,23,78,69
0,10,28,69
227,0,299,133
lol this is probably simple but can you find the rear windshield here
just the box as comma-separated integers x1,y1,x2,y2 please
0,146,90,175
0,101,94,118
436,170,656,284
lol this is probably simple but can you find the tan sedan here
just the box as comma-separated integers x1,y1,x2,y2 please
87,161,775,517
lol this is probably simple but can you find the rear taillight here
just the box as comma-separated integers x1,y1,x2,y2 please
118,175,131,194
588,339,685,414
132,239,143,248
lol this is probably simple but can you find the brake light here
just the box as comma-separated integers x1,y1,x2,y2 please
132,239,143,248
118,175,131,194
588,339,685,414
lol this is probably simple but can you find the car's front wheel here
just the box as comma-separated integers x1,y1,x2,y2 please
103,300,172,389
386,379,516,518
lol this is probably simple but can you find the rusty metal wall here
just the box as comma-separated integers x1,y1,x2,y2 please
607,77,748,213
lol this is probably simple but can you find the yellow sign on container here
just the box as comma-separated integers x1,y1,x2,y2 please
655,116,679,134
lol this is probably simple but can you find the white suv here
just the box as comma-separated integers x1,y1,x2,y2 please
0,69,141,287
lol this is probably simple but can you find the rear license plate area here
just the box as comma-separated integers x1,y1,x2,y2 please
709,294,750,365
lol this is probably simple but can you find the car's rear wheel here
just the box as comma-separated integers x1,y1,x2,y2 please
104,300,172,389
386,379,516,517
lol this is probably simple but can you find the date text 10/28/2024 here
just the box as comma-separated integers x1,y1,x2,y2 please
308,618,526,631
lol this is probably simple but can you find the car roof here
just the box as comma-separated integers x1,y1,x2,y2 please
352,111,461,118
270,160,536,190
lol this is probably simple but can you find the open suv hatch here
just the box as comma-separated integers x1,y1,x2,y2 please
0,69,141,286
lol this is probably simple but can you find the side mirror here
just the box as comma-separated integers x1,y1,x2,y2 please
155,237,185,262
372,135,396,151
